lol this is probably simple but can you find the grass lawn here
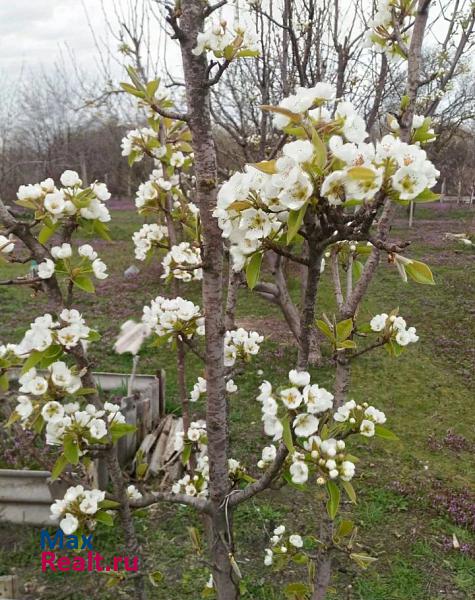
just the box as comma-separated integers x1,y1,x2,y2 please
0,202,474,599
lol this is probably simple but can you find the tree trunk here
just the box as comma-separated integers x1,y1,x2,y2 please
225,266,240,331
297,241,323,370
178,3,238,598
106,448,146,600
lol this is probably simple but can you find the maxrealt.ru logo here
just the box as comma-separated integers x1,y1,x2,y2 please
40,530,139,572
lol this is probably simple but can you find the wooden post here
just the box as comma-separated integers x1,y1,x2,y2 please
440,178,446,203
0,575,18,599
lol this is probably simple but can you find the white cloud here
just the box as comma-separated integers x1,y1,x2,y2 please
0,0,115,76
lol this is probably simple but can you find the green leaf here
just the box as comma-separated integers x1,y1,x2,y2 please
287,202,308,244
145,79,159,99
316,319,335,341
404,259,435,285
148,570,164,587
38,223,58,244
93,220,112,241
341,480,357,504
110,422,136,442
282,414,295,454
87,330,102,342
99,499,121,509
412,188,439,203
237,49,260,58
374,425,399,441
292,553,308,565
249,160,277,174
228,200,253,211
32,414,45,434
350,553,378,569
120,82,145,99
246,252,263,290
326,480,340,520
284,582,311,599
74,388,97,396
357,323,373,334
352,260,363,280
21,350,45,374
182,443,192,466
335,519,355,540
260,104,301,123
5,409,21,427
336,318,353,342
0,371,9,391
51,453,68,480
311,128,327,170
73,274,95,293
95,511,114,526
338,339,357,350
63,434,79,465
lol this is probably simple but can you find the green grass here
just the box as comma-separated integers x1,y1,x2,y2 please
0,203,474,598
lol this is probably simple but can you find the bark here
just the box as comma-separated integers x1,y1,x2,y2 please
177,3,238,597
297,240,323,370
106,448,147,600
177,337,190,433
224,266,240,331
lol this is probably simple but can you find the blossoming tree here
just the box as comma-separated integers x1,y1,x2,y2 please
1,1,473,599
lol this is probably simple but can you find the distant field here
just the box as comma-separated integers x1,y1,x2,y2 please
0,202,474,599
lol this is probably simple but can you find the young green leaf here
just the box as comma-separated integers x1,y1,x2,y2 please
374,425,399,440
73,275,95,293
326,480,341,520
287,202,308,244
282,414,295,454
404,259,435,285
51,453,69,480
246,252,263,290
63,434,79,465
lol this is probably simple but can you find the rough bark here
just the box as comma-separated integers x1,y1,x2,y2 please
106,448,147,600
177,3,238,597
225,266,240,331
297,239,323,370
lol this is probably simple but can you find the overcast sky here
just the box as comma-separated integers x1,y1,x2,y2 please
0,0,133,79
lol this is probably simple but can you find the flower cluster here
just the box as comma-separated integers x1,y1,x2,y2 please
192,20,259,59
224,328,264,366
174,419,208,454
161,242,202,282
141,296,205,341
369,313,419,346
259,370,334,442
37,243,108,282
263,525,305,566
132,223,168,261
189,376,237,402
122,128,193,173
214,84,438,272
50,485,106,534
334,400,386,438
15,310,93,357
45,402,125,448
257,370,390,486
364,0,413,60
290,437,355,484
121,127,163,163
171,454,210,498
19,360,81,398
16,171,111,225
